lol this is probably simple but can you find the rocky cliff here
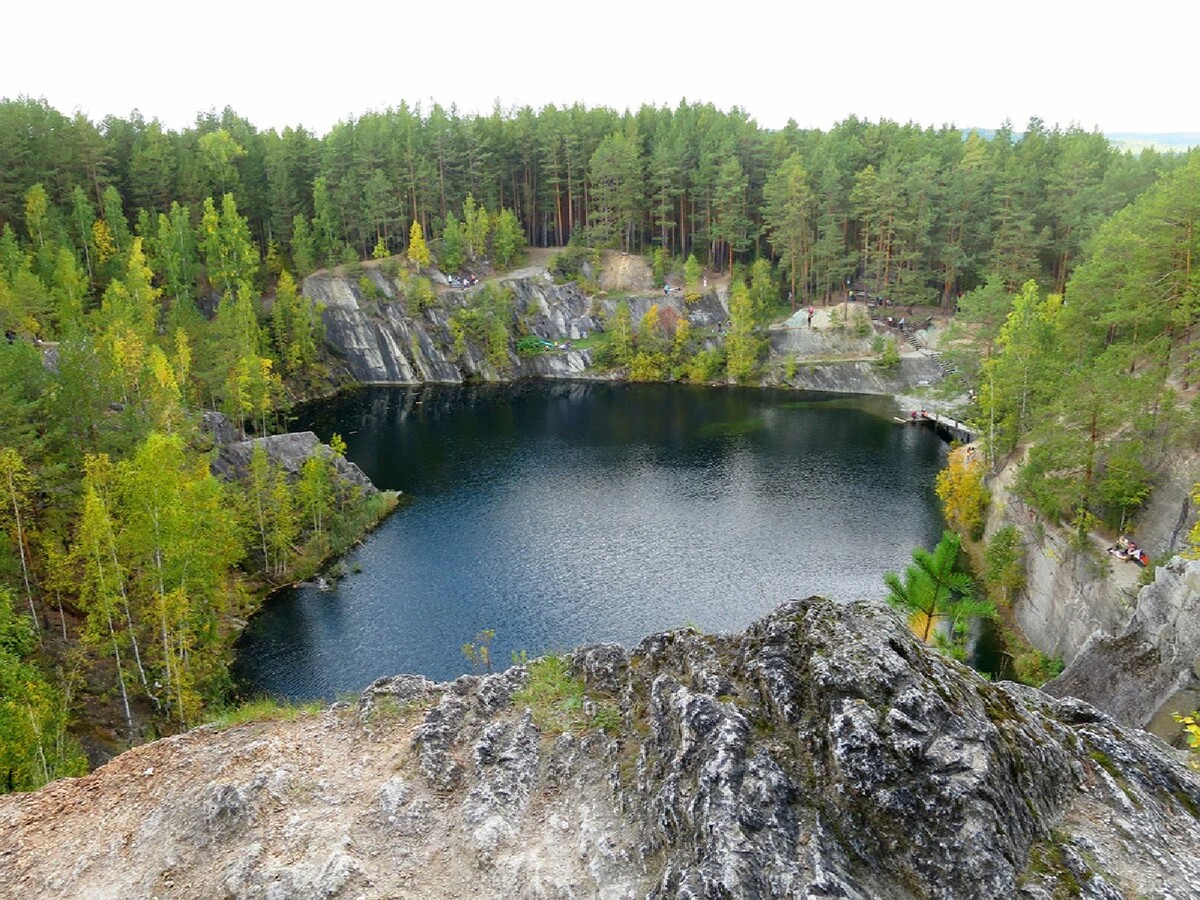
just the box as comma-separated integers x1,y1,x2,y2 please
1047,556,1200,739
302,259,944,396
303,266,617,386
978,449,1200,744
3,598,1197,899
980,456,1140,665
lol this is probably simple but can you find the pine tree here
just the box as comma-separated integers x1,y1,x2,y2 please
291,215,316,277
440,214,464,273
491,208,525,268
884,531,994,653
763,154,815,307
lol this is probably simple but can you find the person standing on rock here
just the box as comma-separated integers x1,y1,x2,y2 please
807,305,815,327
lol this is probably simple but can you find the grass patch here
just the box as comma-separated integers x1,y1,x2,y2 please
1020,836,1083,899
513,655,621,736
568,332,608,351
205,696,325,730
1007,636,1064,686
361,693,434,727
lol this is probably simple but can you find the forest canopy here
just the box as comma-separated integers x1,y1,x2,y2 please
0,97,1184,309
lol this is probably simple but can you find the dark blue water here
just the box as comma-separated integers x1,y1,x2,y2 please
233,382,947,699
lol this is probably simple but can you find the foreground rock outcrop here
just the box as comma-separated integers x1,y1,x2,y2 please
3,598,1197,899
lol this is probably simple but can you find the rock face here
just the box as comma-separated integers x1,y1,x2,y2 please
775,355,944,395
1009,522,1133,665
304,268,612,385
981,456,1139,665
2,598,1197,899
304,270,464,384
211,430,377,496
302,260,933,397
1047,556,1200,737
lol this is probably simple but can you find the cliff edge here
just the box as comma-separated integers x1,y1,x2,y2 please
2,598,1197,899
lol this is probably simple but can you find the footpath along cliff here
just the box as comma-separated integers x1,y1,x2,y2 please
2,598,1197,899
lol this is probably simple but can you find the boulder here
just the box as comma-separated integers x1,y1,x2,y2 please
211,431,377,495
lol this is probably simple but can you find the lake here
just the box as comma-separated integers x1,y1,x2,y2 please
233,381,948,699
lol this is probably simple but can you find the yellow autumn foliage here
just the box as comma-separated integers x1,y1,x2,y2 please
935,447,990,540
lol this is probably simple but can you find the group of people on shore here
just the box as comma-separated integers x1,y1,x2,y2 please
1108,535,1149,566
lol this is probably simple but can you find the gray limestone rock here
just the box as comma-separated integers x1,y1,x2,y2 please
211,431,377,496
1047,556,1200,737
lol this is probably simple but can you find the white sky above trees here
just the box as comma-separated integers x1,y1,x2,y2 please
5,0,1195,136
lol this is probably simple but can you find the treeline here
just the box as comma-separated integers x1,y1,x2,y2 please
0,333,394,790
958,156,1200,544
0,173,398,791
0,98,1187,306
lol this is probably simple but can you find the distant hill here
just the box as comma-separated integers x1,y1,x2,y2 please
962,128,1198,152
1106,133,1200,152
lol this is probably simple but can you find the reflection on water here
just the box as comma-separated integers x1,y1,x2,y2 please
234,382,947,699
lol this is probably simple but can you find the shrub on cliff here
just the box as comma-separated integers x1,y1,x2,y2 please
549,244,600,285
875,338,901,372
936,447,990,540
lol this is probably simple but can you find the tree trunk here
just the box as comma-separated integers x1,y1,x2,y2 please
6,475,39,637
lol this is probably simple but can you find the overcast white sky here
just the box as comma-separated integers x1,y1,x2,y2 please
4,0,1196,136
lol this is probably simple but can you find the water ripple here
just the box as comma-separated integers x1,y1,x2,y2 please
234,383,946,699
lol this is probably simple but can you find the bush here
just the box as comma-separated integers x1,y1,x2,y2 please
984,524,1025,604
854,308,871,336
630,350,668,381
876,338,901,371
408,276,436,313
549,244,600,283
1009,642,1064,686
516,335,550,357
687,347,726,382
935,447,990,540
448,283,514,371
1173,711,1200,770
512,655,620,736
684,253,702,303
